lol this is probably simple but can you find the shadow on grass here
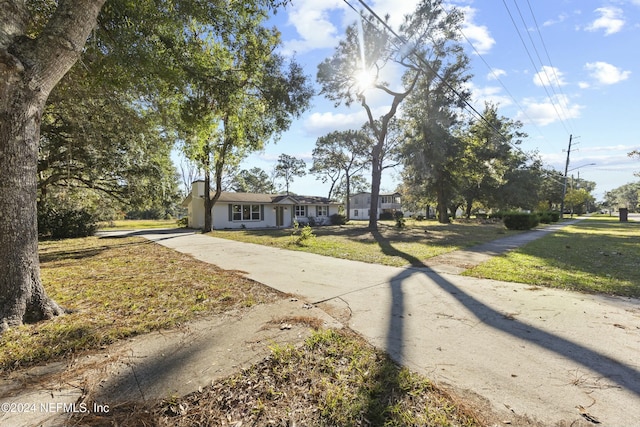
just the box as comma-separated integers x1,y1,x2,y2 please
472,218,640,297
39,236,154,264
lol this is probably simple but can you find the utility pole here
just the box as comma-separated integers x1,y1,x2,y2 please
560,134,572,219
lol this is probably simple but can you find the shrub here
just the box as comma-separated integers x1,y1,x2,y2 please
538,212,552,224
550,211,560,222
330,213,347,225
415,214,426,221
291,221,315,246
177,217,188,227
503,212,539,230
489,211,505,220
395,211,405,229
38,205,98,239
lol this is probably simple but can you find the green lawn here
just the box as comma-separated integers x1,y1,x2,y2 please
97,219,182,230
463,216,640,298
1,236,278,371
208,219,521,267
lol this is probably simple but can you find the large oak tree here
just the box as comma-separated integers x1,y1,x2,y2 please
0,0,295,331
1,0,107,332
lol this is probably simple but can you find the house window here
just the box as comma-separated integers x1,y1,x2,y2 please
232,204,261,221
295,205,307,217
354,210,359,217
316,205,329,217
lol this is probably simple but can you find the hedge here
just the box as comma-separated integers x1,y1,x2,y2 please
503,212,540,230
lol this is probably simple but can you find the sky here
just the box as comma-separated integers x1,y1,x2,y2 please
235,0,640,201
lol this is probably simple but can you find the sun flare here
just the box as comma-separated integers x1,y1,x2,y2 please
355,68,376,92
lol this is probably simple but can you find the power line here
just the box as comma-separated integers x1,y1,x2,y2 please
437,3,548,141
342,0,540,167
500,0,572,135
525,0,576,133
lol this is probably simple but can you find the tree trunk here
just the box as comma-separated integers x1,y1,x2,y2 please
345,174,351,220
465,198,473,218
368,151,382,229
436,186,449,224
0,0,106,332
203,171,213,233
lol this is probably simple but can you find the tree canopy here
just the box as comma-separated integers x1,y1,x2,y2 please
231,167,277,194
0,0,302,331
311,129,369,208
317,0,467,228
177,3,312,231
275,154,307,195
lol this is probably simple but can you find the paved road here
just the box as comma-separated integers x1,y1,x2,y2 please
133,223,640,426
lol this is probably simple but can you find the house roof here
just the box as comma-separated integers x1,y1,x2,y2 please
350,191,401,197
217,192,275,203
184,191,341,206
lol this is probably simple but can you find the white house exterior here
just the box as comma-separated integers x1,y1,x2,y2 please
182,181,342,229
348,192,402,220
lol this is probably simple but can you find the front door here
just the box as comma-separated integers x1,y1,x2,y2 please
276,206,284,227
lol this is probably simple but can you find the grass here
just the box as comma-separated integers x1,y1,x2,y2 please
97,219,182,230
0,236,280,371
77,329,482,427
209,219,520,267
463,216,640,298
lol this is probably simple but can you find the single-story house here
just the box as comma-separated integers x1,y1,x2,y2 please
348,191,402,220
182,180,343,229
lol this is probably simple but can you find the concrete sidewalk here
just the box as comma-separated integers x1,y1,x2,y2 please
135,222,640,426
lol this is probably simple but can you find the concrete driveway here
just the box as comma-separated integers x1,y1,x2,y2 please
135,227,640,426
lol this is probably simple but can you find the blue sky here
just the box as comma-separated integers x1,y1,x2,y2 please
237,0,640,201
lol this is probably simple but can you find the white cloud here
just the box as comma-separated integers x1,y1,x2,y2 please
578,81,590,89
533,66,567,88
543,13,568,27
459,6,495,54
585,7,625,35
304,105,391,135
304,110,370,135
370,0,421,29
466,82,513,109
280,0,422,55
517,95,583,126
487,68,506,81
585,61,631,85
281,0,346,54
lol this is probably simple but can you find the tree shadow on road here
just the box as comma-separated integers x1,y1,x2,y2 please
370,230,640,399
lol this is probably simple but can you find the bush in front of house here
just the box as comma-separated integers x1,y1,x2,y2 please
537,211,552,224
489,211,505,220
330,213,347,225
536,211,561,224
38,205,98,239
503,212,540,230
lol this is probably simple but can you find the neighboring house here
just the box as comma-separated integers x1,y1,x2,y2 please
182,180,342,229
348,192,402,220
